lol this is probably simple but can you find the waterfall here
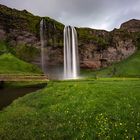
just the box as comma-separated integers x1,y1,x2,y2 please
64,26,79,79
40,19,46,73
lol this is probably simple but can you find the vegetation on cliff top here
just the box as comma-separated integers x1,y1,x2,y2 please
77,28,109,49
1,4,139,51
0,4,64,36
0,4,112,48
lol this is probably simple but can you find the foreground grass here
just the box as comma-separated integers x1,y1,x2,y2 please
82,50,140,78
0,79,140,139
0,53,42,75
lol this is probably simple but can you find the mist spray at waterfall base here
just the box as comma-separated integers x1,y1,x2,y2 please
64,26,80,79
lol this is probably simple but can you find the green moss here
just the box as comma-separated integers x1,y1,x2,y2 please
0,5,43,35
12,43,40,62
0,41,9,54
113,29,132,38
77,28,109,49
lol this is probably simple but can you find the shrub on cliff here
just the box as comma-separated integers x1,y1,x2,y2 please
0,41,8,55
13,43,40,62
0,41,13,55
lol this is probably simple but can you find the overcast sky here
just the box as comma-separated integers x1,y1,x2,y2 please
0,0,140,31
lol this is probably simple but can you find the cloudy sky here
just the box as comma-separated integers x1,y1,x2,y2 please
0,0,140,31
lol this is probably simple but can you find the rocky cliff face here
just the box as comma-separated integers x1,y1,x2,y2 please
0,4,139,70
77,27,137,69
120,19,140,32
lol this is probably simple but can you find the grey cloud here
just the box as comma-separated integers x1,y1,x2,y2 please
0,0,140,30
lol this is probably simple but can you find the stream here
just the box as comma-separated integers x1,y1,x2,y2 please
0,85,42,110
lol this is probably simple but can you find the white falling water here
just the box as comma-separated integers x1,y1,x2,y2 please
64,26,79,79
40,19,46,73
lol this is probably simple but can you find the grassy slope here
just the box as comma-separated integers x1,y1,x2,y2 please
82,50,140,78
0,79,140,139
0,53,42,74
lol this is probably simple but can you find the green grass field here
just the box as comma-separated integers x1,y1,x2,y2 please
0,79,140,139
81,50,140,78
0,53,42,75
0,42,140,139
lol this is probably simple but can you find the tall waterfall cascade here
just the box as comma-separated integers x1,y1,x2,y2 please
64,26,79,79
40,19,46,73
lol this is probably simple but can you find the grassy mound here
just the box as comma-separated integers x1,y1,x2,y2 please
82,50,140,78
0,79,140,139
0,53,42,74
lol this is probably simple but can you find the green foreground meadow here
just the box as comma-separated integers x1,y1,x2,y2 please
0,42,140,139
0,79,140,140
